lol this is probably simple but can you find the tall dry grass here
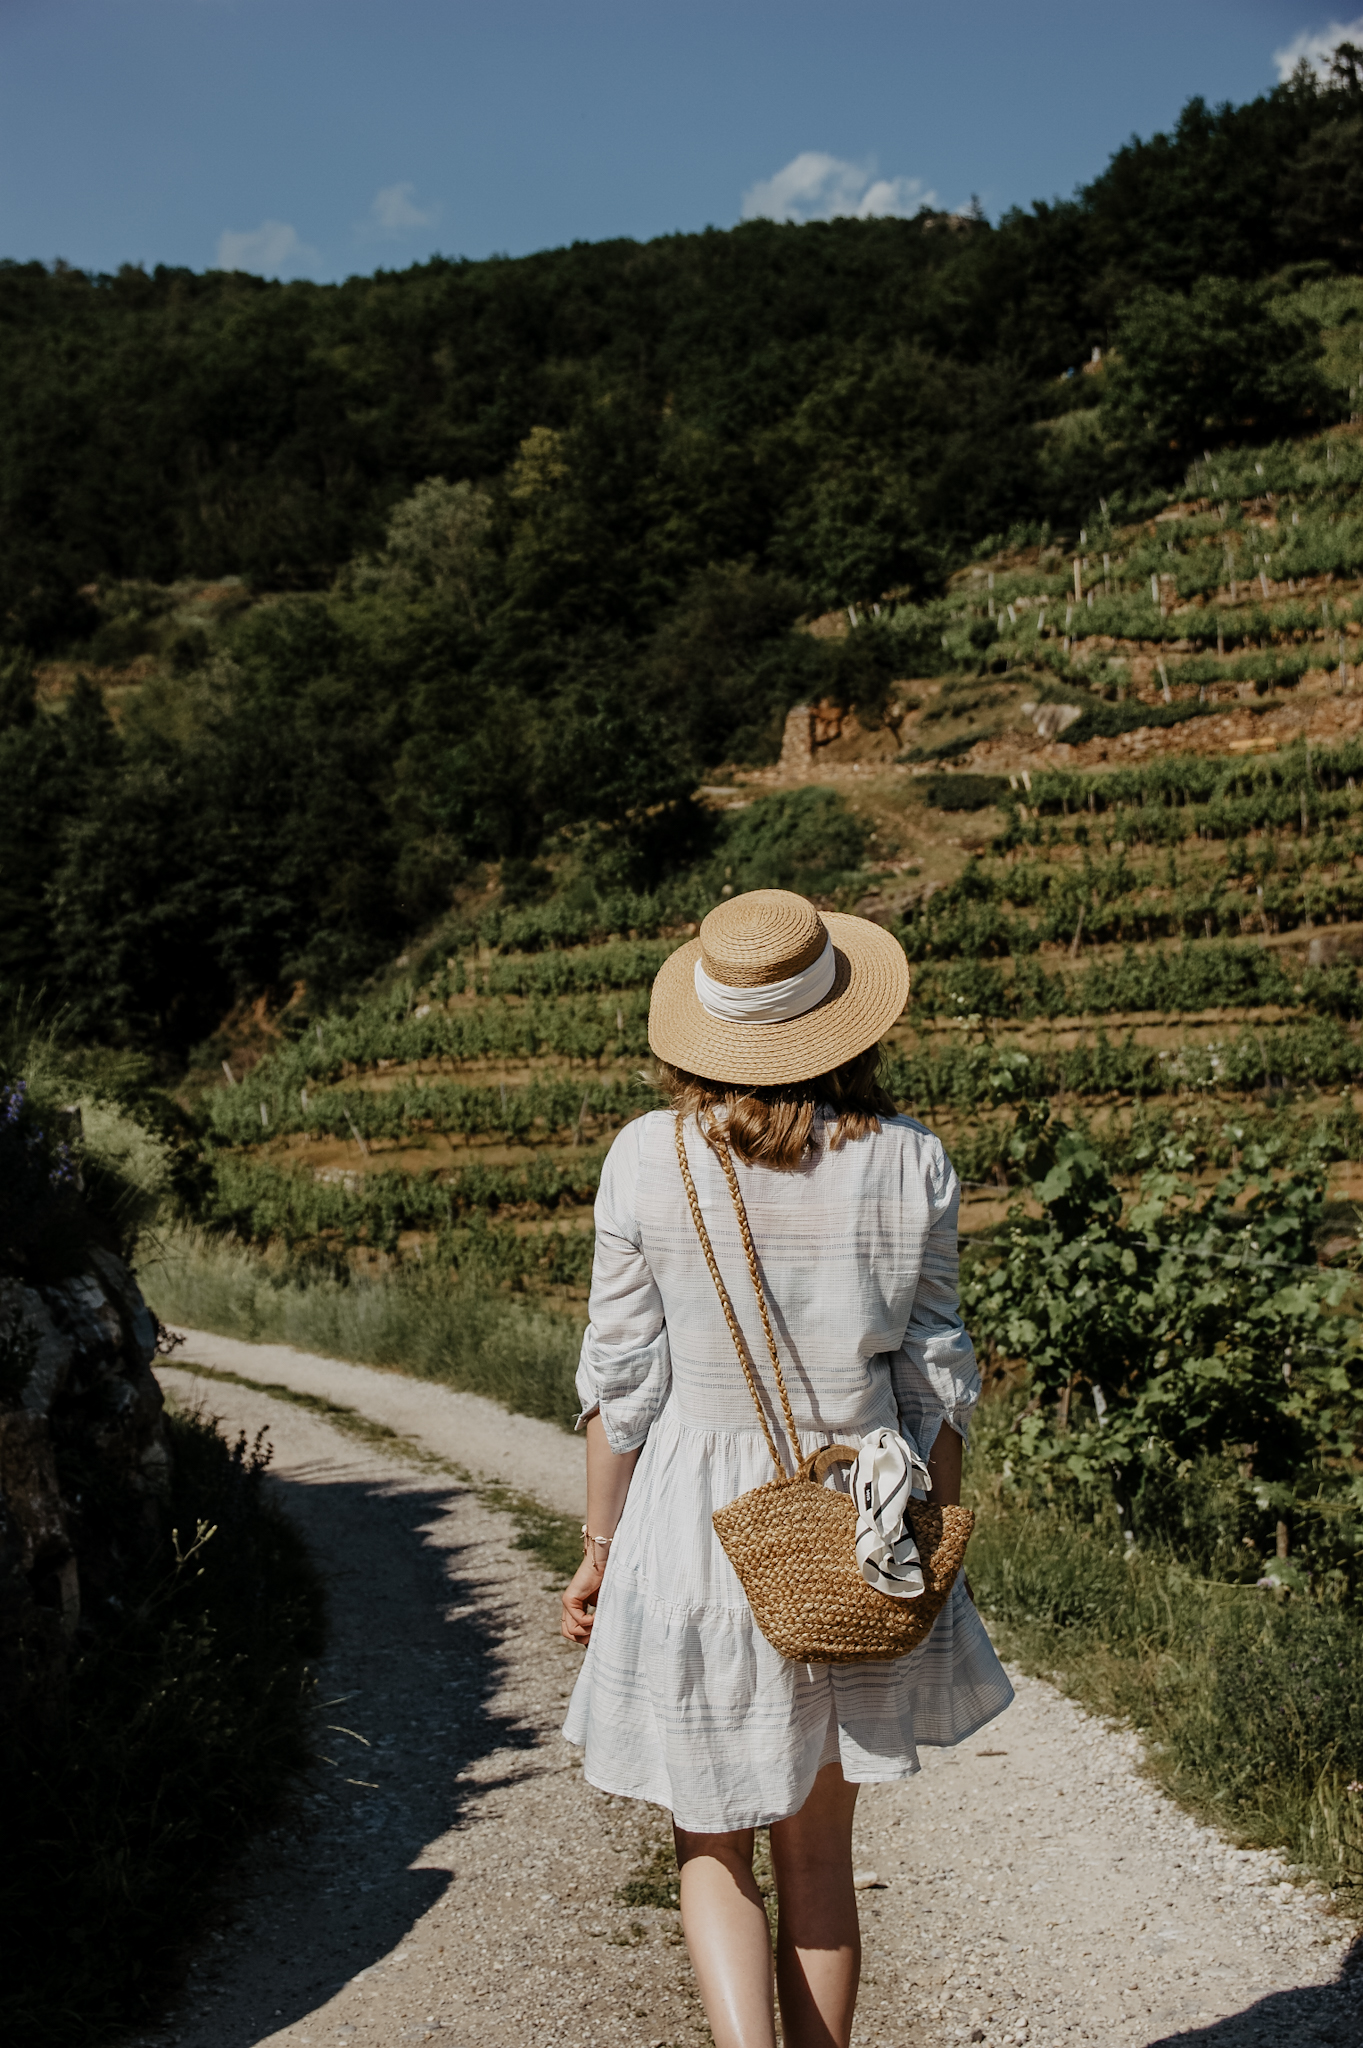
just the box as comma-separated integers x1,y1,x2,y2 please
140,1226,585,1428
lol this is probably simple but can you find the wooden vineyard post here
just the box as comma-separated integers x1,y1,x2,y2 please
1073,556,1082,603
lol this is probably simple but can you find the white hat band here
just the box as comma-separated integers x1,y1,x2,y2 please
694,936,836,1024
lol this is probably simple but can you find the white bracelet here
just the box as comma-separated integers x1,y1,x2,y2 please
581,1523,614,1556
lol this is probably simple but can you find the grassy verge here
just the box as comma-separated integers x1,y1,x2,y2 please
966,1494,1363,1906
0,1408,326,2047
141,1225,585,1429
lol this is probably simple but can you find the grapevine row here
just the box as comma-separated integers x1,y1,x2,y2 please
209,1072,659,1146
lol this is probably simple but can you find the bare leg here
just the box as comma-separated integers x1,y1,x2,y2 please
673,1823,776,2048
769,1762,861,2048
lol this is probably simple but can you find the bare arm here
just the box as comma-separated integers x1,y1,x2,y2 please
926,1420,963,1506
926,1421,974,1602
560,1413,642,1644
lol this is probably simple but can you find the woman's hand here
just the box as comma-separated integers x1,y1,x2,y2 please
562,1414,641,1643
926,1422,963,1507
561,1553,606,1644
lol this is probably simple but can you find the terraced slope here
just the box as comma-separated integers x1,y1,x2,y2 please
191,429,1363,1295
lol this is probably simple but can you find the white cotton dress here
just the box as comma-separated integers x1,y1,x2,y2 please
562,1106,1013,1833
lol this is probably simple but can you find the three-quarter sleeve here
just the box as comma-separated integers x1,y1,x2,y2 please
890,1140,981,1461
574,1123,672,1453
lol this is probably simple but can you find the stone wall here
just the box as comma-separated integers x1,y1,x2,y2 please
0,1250,170,1720
776,698,900,775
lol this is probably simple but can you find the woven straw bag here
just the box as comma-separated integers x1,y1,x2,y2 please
676,1111,973,1666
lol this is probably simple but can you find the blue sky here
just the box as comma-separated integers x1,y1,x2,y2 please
0,1,1356,280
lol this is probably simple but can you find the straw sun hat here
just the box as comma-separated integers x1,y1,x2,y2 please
648,889,910,1086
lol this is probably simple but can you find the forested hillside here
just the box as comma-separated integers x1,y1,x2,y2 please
6,66,1363,628
6,59,1363,1050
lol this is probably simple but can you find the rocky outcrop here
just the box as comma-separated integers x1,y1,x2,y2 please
1019,698,1084,742
0,1250,169,1720
777,698,900,775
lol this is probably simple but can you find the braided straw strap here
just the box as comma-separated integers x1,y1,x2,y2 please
675,1109,973,1665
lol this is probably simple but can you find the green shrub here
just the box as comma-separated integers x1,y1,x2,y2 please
1101,277,1333,465
962,1132,1363,1592
1060,696,1214,746
0,1408,325,2046
922,772,1010,811
709,786,869,894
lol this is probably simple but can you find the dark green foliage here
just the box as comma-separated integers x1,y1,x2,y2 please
221,987,655,1084
963,1135,1363,1587
1102,278,1333,465
1021,738,1363,833
1276,108,1363,267
893,1014,1363,1104
0,1024,201,1278
896,745,1363,966
911,943,1363,1021
0,1408,325,2045
0,76,1343,623
1059,695,1215,746
922,772,1009,811
0,576,878,1051
707,785,869,893
0,1074,87,1279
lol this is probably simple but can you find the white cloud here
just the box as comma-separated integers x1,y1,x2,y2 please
741,151,935,225
1273,15,1363,81
360,182,440,237
215,219,319,276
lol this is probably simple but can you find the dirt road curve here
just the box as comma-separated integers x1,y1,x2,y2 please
143,1339,1359,2048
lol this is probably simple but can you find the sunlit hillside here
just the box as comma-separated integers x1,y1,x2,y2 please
138,426,1363,1333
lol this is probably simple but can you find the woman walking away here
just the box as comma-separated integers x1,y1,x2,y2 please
561,889,1011,2048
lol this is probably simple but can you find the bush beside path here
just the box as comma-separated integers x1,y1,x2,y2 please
152,1344,1360,2048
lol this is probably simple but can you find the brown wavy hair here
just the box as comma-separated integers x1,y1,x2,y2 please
655,1042,898,1172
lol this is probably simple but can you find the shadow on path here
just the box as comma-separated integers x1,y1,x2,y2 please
162,1456,547,2046
1150,1936,1362,2048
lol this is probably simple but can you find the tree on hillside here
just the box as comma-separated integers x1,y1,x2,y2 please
1277,114,1363,267
1101,277,1333,463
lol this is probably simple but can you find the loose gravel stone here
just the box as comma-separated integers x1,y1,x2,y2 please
848,1674,1360,2047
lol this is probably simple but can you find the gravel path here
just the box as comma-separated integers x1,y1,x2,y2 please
165,1326,585,1512
146,1338,1359,2048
